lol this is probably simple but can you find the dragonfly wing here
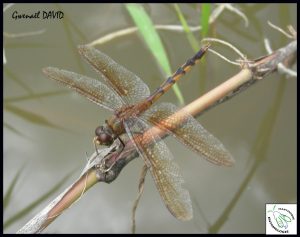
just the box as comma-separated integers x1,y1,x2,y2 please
43,67,124,111
78,45,150,105
143,102,235,166
124,117,193,221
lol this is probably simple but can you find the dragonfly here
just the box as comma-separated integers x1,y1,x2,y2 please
43,44,234,221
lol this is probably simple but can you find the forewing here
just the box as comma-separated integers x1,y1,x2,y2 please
43,67,124,111
143,102,235,166
124,117,192,221
78,45,150,105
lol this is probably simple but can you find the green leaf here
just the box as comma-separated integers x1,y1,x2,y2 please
4,67,34,94
4,90,68,103
5,103,62,130
173,4,199,52
201,4,211,37
55,4,86,74
3,165,25,210
4,122,26,137
126,3,184,105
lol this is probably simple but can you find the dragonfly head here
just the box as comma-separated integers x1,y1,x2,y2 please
94,125,114,146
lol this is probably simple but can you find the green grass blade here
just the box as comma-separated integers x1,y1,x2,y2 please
4,90,69,103
4,122,26,137
126,3,184,105
208,79,287,233
4,67,34,94
55,4,86,75
201,4,211,37
173,4,208,94
173,4,199,52
3,165,25,210
5,104,62,130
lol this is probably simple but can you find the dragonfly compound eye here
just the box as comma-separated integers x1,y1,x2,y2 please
95,126,113,145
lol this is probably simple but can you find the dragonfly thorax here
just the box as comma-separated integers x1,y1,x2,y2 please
115,105,137,118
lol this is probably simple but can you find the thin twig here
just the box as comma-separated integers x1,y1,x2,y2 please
223,4,249,27
202,37,246,59
87,25,203,46
209,4,226,23
264,38,297,78
207,48,241,66
287,25,297,38
88,4,248,47
131,165,148,234
4,29,46,38
268,21,294,39
3,4,46,65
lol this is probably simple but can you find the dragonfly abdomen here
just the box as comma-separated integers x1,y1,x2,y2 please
146,44,210,106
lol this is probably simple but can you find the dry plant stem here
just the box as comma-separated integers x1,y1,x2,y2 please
187,70,252,116
41,170,98,231
17,39,296,233
17,169,98,233
131,165,148,234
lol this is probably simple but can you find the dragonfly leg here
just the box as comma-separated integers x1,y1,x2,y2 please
100,136,125,173
117,136,125,150
100,159,117,173
93,136,100,155
99,149,118,173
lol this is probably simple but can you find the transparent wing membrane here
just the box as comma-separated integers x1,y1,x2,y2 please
43,67,124,111
124,117,193,221
143,102,235,166
78,45,150,106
